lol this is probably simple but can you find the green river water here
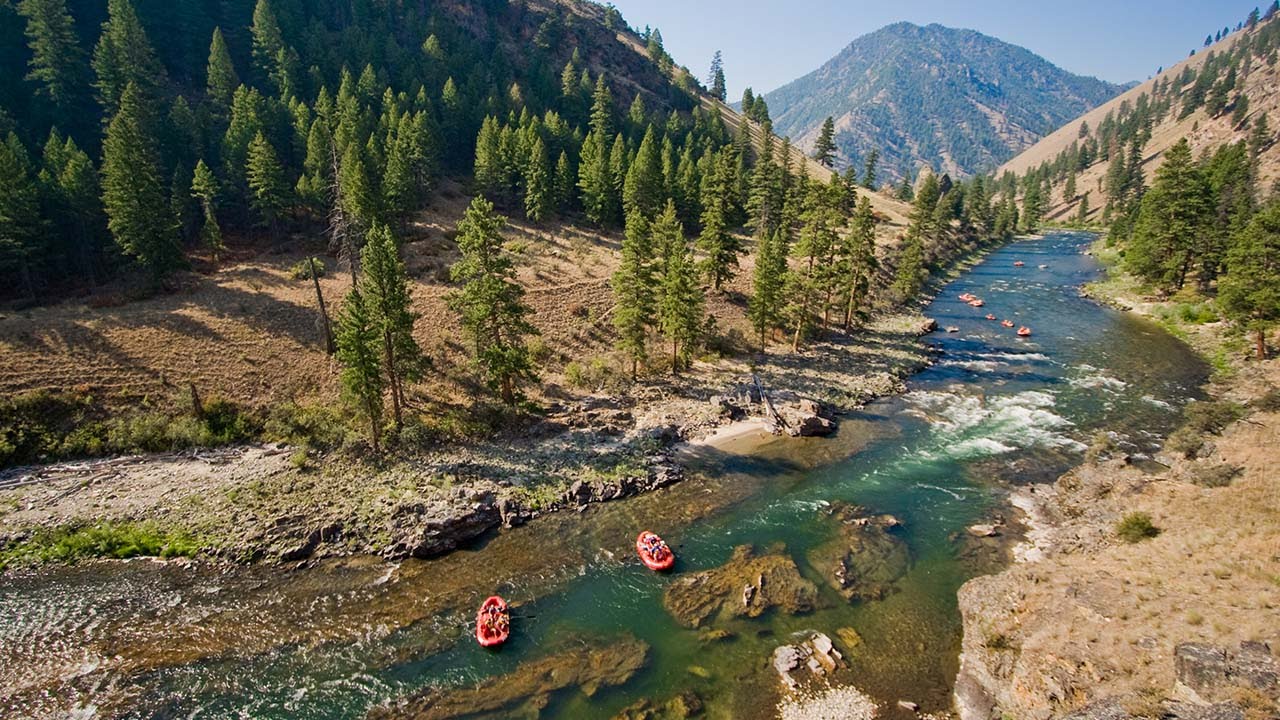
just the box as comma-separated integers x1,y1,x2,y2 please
0,231,1209,719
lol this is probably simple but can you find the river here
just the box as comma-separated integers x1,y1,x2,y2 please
0,231,1208,720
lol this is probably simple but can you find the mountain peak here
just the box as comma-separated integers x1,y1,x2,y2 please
764,23,1124,181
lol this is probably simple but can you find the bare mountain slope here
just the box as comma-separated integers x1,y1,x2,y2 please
763,22,1125,182
1000,17,1280,224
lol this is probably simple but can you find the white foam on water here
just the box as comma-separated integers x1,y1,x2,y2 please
904,389,1086,460
939,359,1007,373
977,351,1050,363
1068,372,1128,392
914,483,968,500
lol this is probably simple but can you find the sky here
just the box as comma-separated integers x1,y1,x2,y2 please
605,0,1263,98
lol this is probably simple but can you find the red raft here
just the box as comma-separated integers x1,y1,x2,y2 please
1018,326,1033,337
636,531,675,572
475,596,510,648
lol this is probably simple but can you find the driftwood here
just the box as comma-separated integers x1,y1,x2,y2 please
753,374,787,431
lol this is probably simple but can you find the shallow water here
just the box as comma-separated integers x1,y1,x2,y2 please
0,232,1208,719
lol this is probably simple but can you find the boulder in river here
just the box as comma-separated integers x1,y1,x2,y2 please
613,690,705,719
663,545,818,628
772,631,844,690
807,503,910,602
369,634,649,719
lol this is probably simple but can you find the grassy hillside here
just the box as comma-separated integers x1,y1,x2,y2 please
999,10,1280,226
763,22,1124,182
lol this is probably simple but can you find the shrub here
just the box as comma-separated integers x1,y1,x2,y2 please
1,521,199,569
0,391,100,467
264,402,351,451
290,257,326,280
564,356,625,392
1165,400,1244,458
1116,512,1160,543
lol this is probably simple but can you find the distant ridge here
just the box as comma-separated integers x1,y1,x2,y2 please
763,22,1125,181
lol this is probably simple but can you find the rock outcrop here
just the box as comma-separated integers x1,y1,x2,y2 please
368,635,649,720
807,502,910,601
663,545,818,628
772,631,845,690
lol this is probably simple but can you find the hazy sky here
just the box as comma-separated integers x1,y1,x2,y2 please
606,0,1261,97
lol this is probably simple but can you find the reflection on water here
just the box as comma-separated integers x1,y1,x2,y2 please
0,232,1207,719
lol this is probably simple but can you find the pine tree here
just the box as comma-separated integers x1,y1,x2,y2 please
813,117,837,168
247,131,289,230
1064,171,1078,201
862,149,879,190
623,126,663,217
554,150,574,211
613,211,655,377
890,234,925,304
578,131,611,224
0,133,41,298
696,191,740,290
206,27,239,115
48,135,103,283
1076,192,1091,226
842,196,877,330
190,159,224,260
1220,200,1280,359
101,82,182,283
92,0,164,116
749,229,787,353
297,118,333,211
654,201,703,373
786,183,839,348
524,135,553,222
361,223,424,427
339,142,377,234
336,285,385,452
1126,139,1210,290
708,50,727,102
447,197,539,405
18,0,89,119
250,0,285,91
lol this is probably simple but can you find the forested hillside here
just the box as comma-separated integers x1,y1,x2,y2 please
0,0,1022,466
1001,4,1280,359
761,23,1124,183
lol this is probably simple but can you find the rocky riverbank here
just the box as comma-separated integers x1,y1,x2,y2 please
954,253,1280,719
0,313,937,571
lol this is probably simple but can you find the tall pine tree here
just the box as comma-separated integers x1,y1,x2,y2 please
447,198,539,405
101,82,182,282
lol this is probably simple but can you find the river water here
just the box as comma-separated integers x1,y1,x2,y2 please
0,231,1208,720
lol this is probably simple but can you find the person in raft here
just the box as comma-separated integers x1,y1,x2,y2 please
644,535,668,560
482,604,508,633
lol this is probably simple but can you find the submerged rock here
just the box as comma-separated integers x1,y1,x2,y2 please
369,635,649,720
807,503,910,602
662,545,818,628
614,690,705,719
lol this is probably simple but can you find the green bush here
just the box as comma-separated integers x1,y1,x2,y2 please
264,402,351,451
564,356,626,392
0,391,99,467
1165,400,1245,458
290,257,326,280
0,392,265,468
1116,512,1160,543
1,522,199,569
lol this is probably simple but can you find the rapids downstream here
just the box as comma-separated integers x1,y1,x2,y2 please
0,231,1208,719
